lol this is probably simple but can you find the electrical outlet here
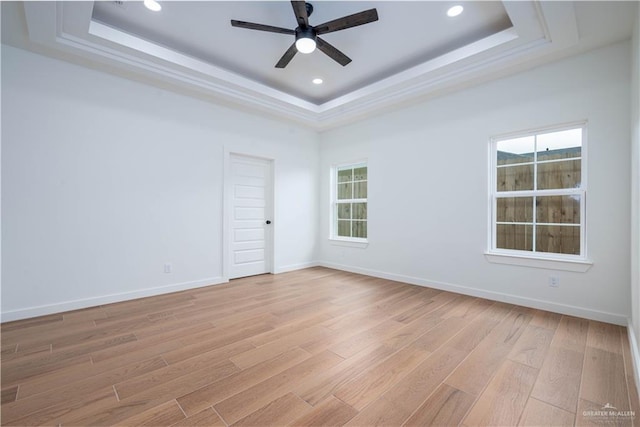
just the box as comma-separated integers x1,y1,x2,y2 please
549,276,560,287
164,263,172,274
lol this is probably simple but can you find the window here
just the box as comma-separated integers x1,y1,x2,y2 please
490,124,586,259
332,162,367,241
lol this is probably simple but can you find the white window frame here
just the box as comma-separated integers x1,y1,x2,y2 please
486,122,592,271
330,161,368,244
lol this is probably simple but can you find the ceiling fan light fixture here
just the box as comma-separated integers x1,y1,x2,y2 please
295,27,316,54
296,37,316,54
144,0,162,12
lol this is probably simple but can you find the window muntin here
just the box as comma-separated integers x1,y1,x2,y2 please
333,163,367,240
491,125,585,258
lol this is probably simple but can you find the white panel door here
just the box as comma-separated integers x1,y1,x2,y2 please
229,154,272,279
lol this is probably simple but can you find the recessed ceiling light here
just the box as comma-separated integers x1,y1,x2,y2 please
144,0,162,12
447,5,464,17
312,78,323,85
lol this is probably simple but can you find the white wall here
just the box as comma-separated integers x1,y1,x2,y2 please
629,2,640,391
1,45,319,321
319,41,631,325
0,38,635,328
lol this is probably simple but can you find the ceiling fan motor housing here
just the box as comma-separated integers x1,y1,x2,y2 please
295,26,316,42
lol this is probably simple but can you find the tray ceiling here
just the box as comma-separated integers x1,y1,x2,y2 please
2,1,637,129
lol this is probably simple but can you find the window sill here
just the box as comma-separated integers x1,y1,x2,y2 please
484,251,592,272
329,238,369,249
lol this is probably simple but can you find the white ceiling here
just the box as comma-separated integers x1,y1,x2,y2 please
1,1,637,129
91,1,513,103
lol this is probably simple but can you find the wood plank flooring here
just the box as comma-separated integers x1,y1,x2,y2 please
1,267,638,426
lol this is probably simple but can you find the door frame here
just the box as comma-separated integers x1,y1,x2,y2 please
222,149,275,281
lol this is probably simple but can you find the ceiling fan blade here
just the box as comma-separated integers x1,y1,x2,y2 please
275,43,298,68
231,20,295,35
316,37,352,66
291,1,309,27
315,9,379,35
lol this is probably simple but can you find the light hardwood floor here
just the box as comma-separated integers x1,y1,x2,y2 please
1,267,639,426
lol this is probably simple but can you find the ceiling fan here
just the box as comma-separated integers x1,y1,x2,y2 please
231,1,379,68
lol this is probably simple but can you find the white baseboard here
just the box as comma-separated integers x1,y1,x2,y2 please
1,276,227,323
274,261,320,274
627,322,640,399
2,261,320,323
3,261,628,328
319,261,628,326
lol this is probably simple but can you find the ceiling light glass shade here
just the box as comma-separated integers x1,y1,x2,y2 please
447,5,463,17
312,78,323,84
295,27,317,54
296,37,316,54
144,0,162,12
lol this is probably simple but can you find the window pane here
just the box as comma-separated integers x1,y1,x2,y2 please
334,163,368,241
537,159,581,190
497,136,535,165
537,128,582,161
536,225,580,255
354,181,367,199
338,169,353,183
353,203,367,220
354,167,367,181
337,220,351,237
352,221,367,238
337,182,352,200
496,197,533,223
337,203,351,220
497,224,533,251
497,164,534,192
492,126,584,257
536,195,580,224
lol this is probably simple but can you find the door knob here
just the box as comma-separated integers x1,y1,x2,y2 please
266,220,272,224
